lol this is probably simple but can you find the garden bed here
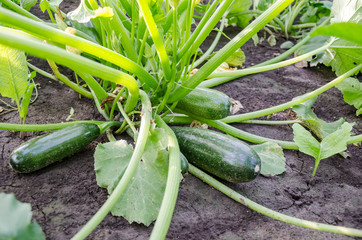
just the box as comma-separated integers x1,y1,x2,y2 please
0,0,361,239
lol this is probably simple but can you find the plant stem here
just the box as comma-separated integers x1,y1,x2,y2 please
0,121,107,131
203,119,298,150
0,8,158,90
200,43,329,87
150,115,181,240
223,64,362,123
137,0,172,81
0,26,140,113
177,0,226,61
0,0,41,21
163,114,302,125
71,91,152,240
192,12,227,69
169,0,294,103
27,62,58,81
189,164,362,238
47,60,93,98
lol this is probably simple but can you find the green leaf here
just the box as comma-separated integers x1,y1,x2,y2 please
67,0,113,23
19,0,37,11
20,81,35,120
225,49,245,68
0,193,45,240
251,142,286,176
94,128,169,226
94,140,133,191
311,23,362,45
336,77,362,116
292,97,348,139
322,38,362,76
295,36,329,66
319,122,352,160
293,122,353,176
330,0,362,24
39,0,62,12
227,0,253,28
292,123,321,160
0,44,28,107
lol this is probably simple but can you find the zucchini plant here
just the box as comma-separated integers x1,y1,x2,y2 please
0,0,361,239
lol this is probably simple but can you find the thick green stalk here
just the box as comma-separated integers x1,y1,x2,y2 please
0,26,139,113
0,121,106,131
200,43,330,87
137,0,172,81
103,0,138,62
189,164,362,238
223,64,362,123
0,8,158,89
162,114,302,125
192,12,227,68
71,91,152,240
47,60,93,98
157,7,178,114
151,116,181,240
169,0,294,103
177,0,227,61
0,0,41,21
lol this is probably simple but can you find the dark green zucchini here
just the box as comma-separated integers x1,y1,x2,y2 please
10,123,100,173
175,88,231,120
172,127,261,182
180,152,189,175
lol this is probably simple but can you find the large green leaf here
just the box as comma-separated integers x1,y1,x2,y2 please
292,122,353,176
0,44,28,107
293,97,348,139
227,0,253,28
0,193,45,240
319,122,352,159
251,142,286,176
336,77,362,116
311,23,362,45
322,38,362,76
330,0,362,24
94,128,169,226
292,123,321,160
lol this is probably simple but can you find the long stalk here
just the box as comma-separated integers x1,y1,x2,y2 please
71,90,152,240
150,115,181,240
169,0,294,103
189,164,362,238
137,0,172,81
0,26,139,113
0,121,105,131
201,43,330,86
223,64,362,123
0,8,158,89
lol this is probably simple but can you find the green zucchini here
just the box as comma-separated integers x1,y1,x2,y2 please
175,88,231,120
171,127,261,182
180,152,189,175
9,123,100,173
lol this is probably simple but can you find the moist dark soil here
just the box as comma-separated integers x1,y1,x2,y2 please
1,2,361,240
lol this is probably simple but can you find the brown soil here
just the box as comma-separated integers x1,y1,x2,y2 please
0,2,361,240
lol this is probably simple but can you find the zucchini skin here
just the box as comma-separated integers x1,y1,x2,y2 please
180,152,189,175
176,88,231,120
10,123,100,173
172,127,261,182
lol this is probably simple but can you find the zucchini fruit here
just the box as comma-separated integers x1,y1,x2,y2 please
180,152,189,175
10,123,100,173
171,127,261,182
175,88,231,120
